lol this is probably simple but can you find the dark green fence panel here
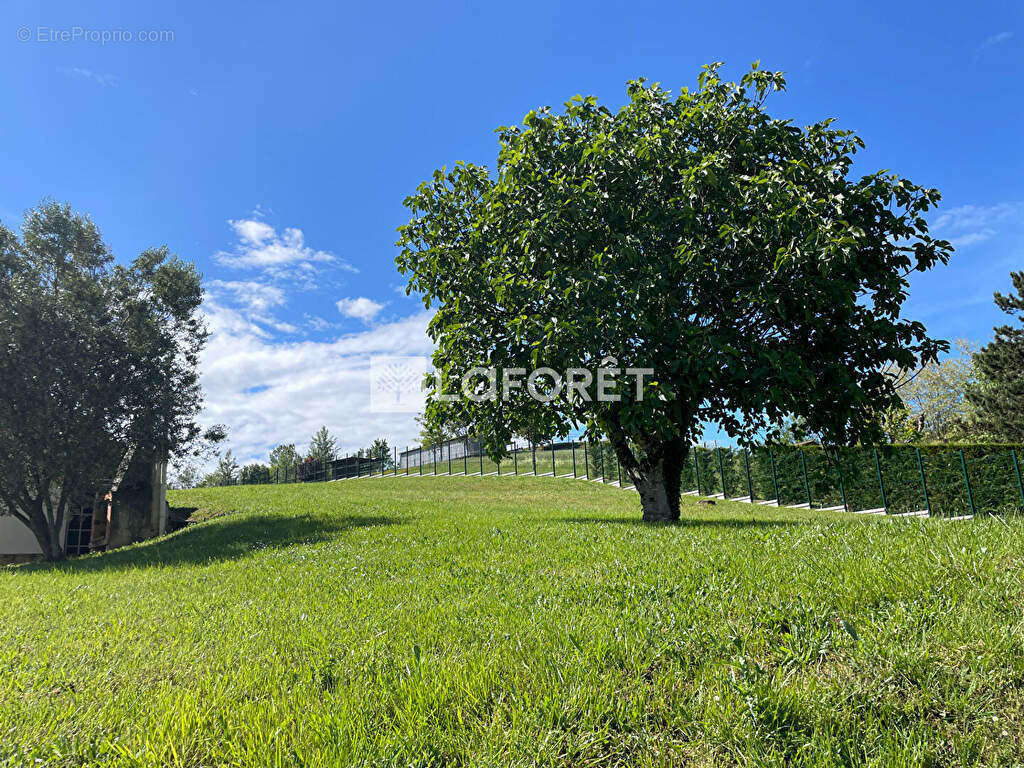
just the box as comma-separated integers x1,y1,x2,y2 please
918,448,969,518
962,446,1022,516
680,450,698,493
804,449,844,508
747,447,777,502
877,446,926,515
694,447,721,496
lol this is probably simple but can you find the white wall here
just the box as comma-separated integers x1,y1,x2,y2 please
0,514,58,555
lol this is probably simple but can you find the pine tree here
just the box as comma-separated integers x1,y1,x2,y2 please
307,426,338,464
968,272,1024,441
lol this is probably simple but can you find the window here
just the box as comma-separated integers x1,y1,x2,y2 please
65,507,94,556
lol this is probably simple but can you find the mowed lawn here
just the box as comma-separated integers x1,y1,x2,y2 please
2,477,1023,767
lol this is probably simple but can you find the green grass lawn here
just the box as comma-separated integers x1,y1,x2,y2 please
2,476,1023,767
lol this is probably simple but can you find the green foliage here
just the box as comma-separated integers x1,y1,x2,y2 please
681,443,1024,518
202,450,239,487
900,339,981,442
306,426,338,464
969,272,1024,441
2,478,1022,764
0,201,207,558
397,63,952,520
366,438,394,469
240,463,271,485
268,443,301,481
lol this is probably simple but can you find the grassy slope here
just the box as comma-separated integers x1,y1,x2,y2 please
1,477,1022,767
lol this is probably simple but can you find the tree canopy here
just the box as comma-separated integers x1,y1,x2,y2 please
397,63,952,521
968,272,1024,441
306,426,338,464
0,201,209,557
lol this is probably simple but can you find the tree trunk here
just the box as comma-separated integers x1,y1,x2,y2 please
28,515,64,561
608,431,686,523
25,498,65,561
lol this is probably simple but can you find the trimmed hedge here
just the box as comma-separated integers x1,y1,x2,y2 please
683,444,1024,517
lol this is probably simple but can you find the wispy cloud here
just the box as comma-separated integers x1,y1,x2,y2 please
975,31,1013,57
206,279,298,336
63,67,120,87
215,218,356,279
337,296,386,323
933,201,1023,249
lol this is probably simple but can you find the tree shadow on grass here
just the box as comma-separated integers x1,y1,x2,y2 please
21,512,403,573
561,515,804,529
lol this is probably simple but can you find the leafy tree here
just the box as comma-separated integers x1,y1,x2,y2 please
171,463,202,490
397,64,952,521
306,426,338,464
0,201,208,558
968,273,1024,441
205,450,239,486
240,463,271,484
268,443,301,481
900,339,980,442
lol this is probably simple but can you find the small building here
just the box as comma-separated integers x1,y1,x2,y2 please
0,451,169,564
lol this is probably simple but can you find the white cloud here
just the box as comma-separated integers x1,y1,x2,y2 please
196,304,435,469
977,31,1013,52
215,219,356,277
933,202,1023,249
208,280,284,313
205,279,300,337
64,67,120,87
337,296,386,323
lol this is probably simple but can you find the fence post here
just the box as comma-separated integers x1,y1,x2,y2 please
448,444,452,475
717,447,727,498
959,449,976,516
551,443,556,476
873,449,888,513
584,441,590,479
463,438,468,475
532,442,537,475
800,449,812,508
834,450,848,512
601,443,606,483
744,447,753,501
616,451,622,486
514,442,519,475
916,448,931,516
694,450,701,496
1012,448,1024,509
768,448,779,504
433,446,437,476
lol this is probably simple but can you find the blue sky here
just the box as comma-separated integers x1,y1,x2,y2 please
3,0,1022,464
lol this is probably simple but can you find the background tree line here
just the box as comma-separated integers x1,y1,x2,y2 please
176,427,396,488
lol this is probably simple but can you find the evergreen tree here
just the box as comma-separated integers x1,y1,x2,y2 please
307,426,338,464
367,438,393,469
968,272,1024,441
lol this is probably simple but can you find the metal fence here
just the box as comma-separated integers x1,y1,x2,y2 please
225,440,1024,519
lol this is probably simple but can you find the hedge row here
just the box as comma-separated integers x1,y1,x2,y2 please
680,444,1024,517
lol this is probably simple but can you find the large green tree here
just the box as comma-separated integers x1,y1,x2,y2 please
0,201,208,557
968,272,1024,441
397,64,952,521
